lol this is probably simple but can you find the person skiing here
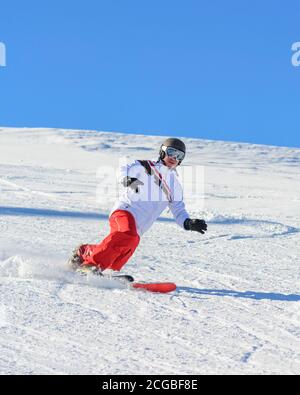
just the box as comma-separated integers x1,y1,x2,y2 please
68,137,207,277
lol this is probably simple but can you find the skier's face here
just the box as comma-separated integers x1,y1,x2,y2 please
164,155,179,169
161,145,185,168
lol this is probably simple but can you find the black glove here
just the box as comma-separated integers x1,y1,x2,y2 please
122,176,144,193
184,218,207,234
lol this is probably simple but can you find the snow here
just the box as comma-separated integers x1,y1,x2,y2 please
0,126,299,375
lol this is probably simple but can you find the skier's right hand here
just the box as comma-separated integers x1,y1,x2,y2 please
122,176,144,193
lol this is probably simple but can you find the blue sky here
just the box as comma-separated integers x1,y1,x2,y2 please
0,0,300,147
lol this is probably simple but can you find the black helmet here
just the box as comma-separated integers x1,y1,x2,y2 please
159,138,186,165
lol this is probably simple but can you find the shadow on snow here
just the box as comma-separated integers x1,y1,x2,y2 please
177,287,300,301
0,206,175,223
0,206,106,220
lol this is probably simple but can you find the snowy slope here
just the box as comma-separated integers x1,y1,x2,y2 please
0,127,299,375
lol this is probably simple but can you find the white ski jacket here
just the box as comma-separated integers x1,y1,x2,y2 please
110,159,190,236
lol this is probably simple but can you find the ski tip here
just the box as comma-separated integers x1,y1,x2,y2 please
131,282,177,293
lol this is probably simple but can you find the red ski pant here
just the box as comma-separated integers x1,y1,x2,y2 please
79,210,140,271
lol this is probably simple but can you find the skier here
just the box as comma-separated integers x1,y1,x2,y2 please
68,138,207,277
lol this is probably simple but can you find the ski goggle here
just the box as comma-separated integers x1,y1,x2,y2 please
162,146,185,162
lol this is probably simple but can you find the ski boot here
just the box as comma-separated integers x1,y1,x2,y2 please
68,245,85,270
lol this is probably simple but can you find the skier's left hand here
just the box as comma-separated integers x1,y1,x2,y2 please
184,218,207,234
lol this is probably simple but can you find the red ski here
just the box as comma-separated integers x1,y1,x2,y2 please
131,282,177,293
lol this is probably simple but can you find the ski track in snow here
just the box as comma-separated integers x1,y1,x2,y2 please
0,127,299,374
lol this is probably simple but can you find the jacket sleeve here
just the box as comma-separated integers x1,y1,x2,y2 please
168,180,189,228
